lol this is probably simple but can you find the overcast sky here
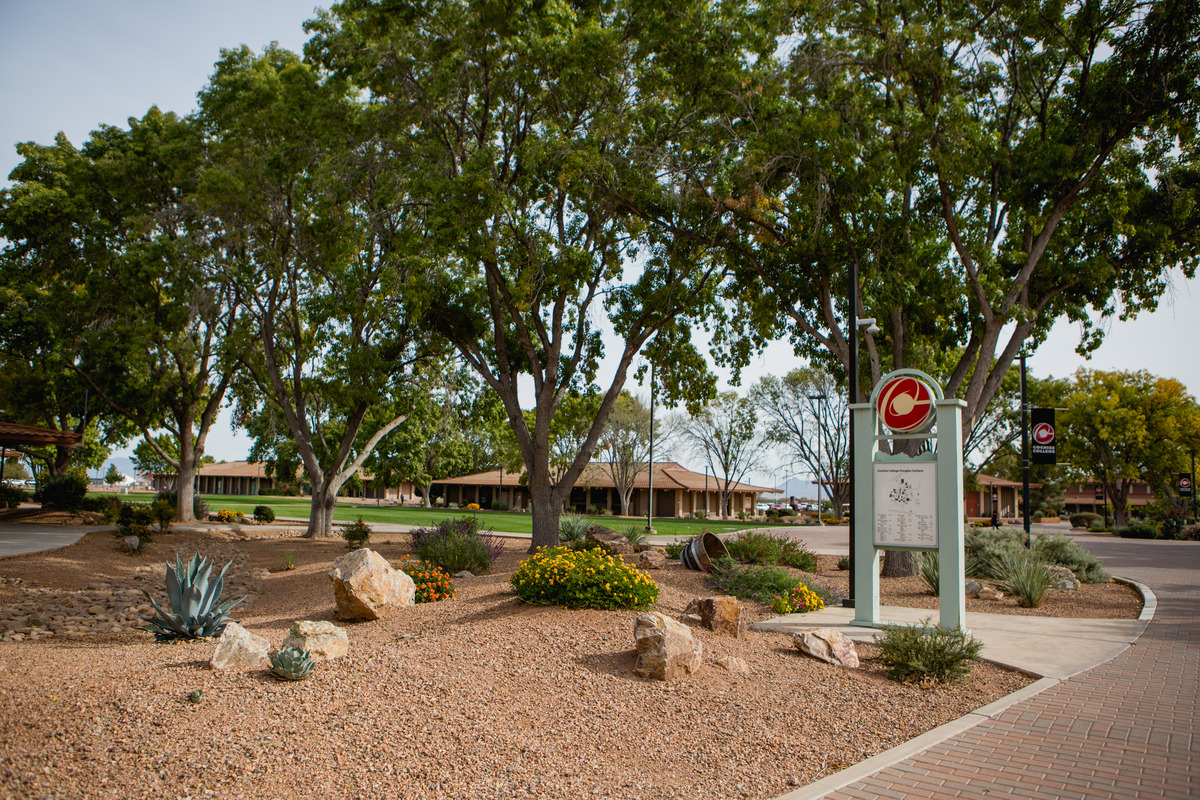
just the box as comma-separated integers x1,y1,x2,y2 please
3,1,1197,483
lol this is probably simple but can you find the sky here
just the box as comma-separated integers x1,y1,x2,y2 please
3,1,1197,488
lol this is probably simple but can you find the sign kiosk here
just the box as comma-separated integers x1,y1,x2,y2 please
851,369,968,631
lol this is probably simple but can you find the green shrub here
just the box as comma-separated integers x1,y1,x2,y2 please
836,555,850,570
118,503,154,527
150,499,176,533
40,474,88,511
620,524,648,546
990,548,1053,607
411,516,503,574
557,511,591,543
724,530,817,572
875,618,983,683
156,489,178,507
1033,534,1110,583
1114,521,1160,539
253,504,276,523
490,501,509,511
1180,523,1200,542
664,541,686,559
919,551,939,596
0,484,28,509
1069,512,1103,529
964,528,1026,578
1157,515,1186,540
568,538,613,555
702,558,800,604
341,517,372,549
510,546,658,610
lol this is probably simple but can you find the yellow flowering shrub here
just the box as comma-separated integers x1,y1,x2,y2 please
465,502,480,510
769,583,825,614
511,546,658,610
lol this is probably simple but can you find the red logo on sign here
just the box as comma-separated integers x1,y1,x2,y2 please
1033,422,1055,445
1183,477,1193,490
877,376,936,433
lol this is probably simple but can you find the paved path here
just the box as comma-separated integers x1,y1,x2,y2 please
784,533,1199,800
0,524,104,558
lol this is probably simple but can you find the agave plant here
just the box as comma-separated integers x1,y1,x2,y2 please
139,552,245,642
269,647,315,681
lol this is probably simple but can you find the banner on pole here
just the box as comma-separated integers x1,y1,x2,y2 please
1180,473,1194,497
1030,408,1057,464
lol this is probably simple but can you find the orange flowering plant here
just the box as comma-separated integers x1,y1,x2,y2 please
394,556,455,603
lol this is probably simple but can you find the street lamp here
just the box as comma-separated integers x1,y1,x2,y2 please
807,392,827,526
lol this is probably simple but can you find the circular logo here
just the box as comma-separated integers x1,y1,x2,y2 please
1033,422,1055,445
877,376,936,433
1183,477,1193,490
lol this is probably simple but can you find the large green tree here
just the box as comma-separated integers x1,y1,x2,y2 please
1061,369,1200,526
306,0,768,548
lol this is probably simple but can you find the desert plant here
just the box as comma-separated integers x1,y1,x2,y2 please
620,524,648,546
557,511,591,543
724,530,817,572
1114,521,1160,539
1033,534,1110,583
663,541,687,559
990,548,1053,607
964,528,1027,577
510,546,658,610
875,618,983,683
341,517,372,549
269,647,315,681
253,504,276,523
703,558,800,604
411,516,503,574
281,552,296,570
1069,512,1103,530
139,552,245,642
40,474,87,511
918,551,940,596
395,556,455,602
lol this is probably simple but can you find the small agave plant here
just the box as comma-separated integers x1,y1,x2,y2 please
269,647,315,681
139,552,245,642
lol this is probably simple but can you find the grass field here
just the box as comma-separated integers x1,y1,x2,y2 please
99,492,791,538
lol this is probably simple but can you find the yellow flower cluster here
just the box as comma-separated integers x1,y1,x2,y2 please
510,546,658,610
770,583,826,614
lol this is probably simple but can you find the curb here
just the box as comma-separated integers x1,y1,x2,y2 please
770,575,1158,800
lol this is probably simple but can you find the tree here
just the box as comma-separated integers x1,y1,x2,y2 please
677,392,764,519
750,367,849,515
131,436,179,477
2,459,30,482
599,392,657,517
104,464,125,486
1061,369,1200,526
201,45,440,538
306,0,761,548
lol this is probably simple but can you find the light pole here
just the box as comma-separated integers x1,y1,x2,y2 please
807,392,827,526
646,361,656,534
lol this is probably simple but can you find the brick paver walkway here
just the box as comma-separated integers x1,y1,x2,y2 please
822,536,1199,799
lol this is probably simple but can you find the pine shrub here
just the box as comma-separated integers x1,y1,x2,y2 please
40,474,88,511
341,517,372,549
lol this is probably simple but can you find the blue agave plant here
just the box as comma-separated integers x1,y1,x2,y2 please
139,552,245,642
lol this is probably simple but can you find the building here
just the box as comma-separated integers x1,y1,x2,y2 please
1062,481,1156,514
153,460,415,500
964,473,1039,520
429,462,780,518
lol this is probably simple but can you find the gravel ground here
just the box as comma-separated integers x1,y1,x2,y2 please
0,527,1136,800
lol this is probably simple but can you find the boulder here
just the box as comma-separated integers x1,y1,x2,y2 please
118,536,141,553
977,586,1005,601
633,612,703,681
691,595,742,638
586,525,633,555
210,622,270,670
1045,565,1080,591
964,580,983,598
329,548,415,620
637,550,667,570
712,655,750,676
792,628,860,668
281,620,349,662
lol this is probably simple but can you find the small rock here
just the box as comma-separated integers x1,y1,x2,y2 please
282,620,349,662
637,550,667,570
713,655,750,676
964,580,983,597
977,586,1004,601
454,571,474,579
792,628,860,668
633,611,703,681
1045,565,1080,591
118,536,141,553
187,689,204,704
210,622,270,670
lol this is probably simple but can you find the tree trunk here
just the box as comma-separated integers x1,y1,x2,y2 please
175,425,198,523
881,550,918,577
305,487,339,539
619,488,633,517
530,496,562,553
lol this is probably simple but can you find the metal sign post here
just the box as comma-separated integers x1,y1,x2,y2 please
851,369,968,631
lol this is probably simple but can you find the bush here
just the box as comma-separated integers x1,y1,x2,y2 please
253,504,276,523
919,551,940,595
411,516,503,574
1033,534,1110,583
724,530,817,572
395,556,455,603
964,528,1026,577
1070,512,1103,530
341,517,371,549
40,474,88,511
836,555,850,570
510,546,658,610
0,484,28,509
118,503,154,526
490,501,509,511
703,558,800,604
620,524,648,546
1180,523,1200,542
770,583,825,614
663,541,686,559
156,489,178,507
990,548,1053,607
1157,515,1186,540
557,511,591,543
875,618,983,683
1114,521,1160,539
193,495,210,520
150,499,176,533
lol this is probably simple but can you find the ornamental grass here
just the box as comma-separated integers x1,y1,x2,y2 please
510,546,658,610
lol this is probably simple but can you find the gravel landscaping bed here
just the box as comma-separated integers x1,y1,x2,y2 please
0,527,1132,800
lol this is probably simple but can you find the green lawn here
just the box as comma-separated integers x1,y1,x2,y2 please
101,492,788,538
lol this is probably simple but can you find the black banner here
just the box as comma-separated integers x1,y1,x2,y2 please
1030,408,1057,465
1181,473,1194,497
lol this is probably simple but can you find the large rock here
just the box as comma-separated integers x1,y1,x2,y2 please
633,612,703,681
792,628,860,668
688,595,742,638
329,548,415,620
586,525,633,554
637,550,667,570
1045,565,1080,591
281,620,349,662
210,622,270,670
